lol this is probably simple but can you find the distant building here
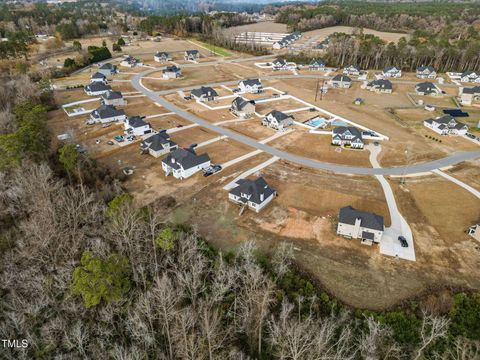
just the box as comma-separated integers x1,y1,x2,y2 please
423,115,468,136
90,104,126,123
191,86,218,102
154,51,172,62
231,97,256,118
262,110,294,130
238,79,262,93
416,65,437,79
337,206,384,245
140,131,178,158
459,86,480,105
162,65,182,79
460,71,480,83
184,50,200,61
330,74,352,88
161,147,211,179
124,116,152,136
309,59,326,71
416,82,442,96
84,82,111,96
98,63,117,76
343,65,361,76
228,177,276,213
101,90,126,106
382,66,402,78
366,79,393,94
332,126,364,149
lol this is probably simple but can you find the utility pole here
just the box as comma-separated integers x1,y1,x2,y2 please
314,79,320,102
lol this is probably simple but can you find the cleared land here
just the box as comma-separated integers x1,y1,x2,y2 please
302,25,409,43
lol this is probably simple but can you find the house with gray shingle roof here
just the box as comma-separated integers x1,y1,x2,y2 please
416,65,436,79
140,131,178,158
228,177,276,213
337,206,384,245
332,126,364,149
343,65,361,76
101,90,126,106
84,82,112,96
460,86,480,105
330,74,352,88
238,79,262,93
154,51,172,62
231,97,256,118
460,71,480,83
124,116,152,136
98,63,117,76
162,65,182,79
423,115,468,136
191,86,218,102
416,82,441,96
161,147,211,179
184,50,200,61
90,104,126,124
468,224,480,241
309,59,326,71
382,66,402,78
262,110,294,130
366,79,392,94
91,72,107,83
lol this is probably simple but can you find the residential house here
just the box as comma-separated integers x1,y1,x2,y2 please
140,131,178,157
98,63,117,76
161,147,211,179
416,82,442,96
120,55,142,68
460,71,480,83
416,65,437,79
262,110,294,130
337,206,384,245
228,177,276,213
191,86,219,102
231,97,256,118
162,65,182,79
332,126,364,149
184,50,200,61
309,59,326,71
238,79,262,93
101,90,126,106
329,74,352,88
382,66,402,78
84,82,112,96
366,79,393,94
124,116,152,136
460,86,480,105
271,58,296,70
468,224,480,241
423,115,468,136
154,51,172,62
90,104,126,124
343,65,361,76
90,72,107,83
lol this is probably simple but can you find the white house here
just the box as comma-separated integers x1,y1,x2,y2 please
154,51,172,62
423,115,468,136
124,116,152,136
416,65,437,79
84,82,112,96
329,74,352,88
468,224,480,241
309,59,325,71
382,66,402,78
231,97,256,118
238,79,262,93
271,58,296,70
90,105,126,124
366,79,393,94
460,86,480,105
416,82,442,96
101,90,126,106
460,71,480,83
337,206,384,245
98,63,117,76
184,50,200,61
162,65,182,79
140,131,178,157
262,110,294,130
120,55,142,68
90,72,107,83
228,177,276,213
161,147,211,179
191,86,218,102
332,126,364,149
343,65,361,76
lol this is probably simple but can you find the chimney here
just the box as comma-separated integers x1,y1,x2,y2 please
260,193,264,202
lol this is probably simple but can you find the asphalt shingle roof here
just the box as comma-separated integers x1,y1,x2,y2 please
229,177,275,205
339,206,384,231
162,148,210,170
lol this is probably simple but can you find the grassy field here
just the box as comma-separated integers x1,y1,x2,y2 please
189,39,233,57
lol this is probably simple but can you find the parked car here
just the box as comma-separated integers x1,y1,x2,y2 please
466,133,475,139
176,124,183,128
107,141,114,145
203,164,222,177
183,96,192,100
114,135,124,142
126,135,136,142
398,236,408,247
86,119,95,125
232,88,240,93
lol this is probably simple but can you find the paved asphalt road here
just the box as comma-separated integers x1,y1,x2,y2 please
131,69,480,176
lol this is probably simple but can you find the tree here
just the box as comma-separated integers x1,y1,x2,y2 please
155,228,176,251
64,57,76,68
58,143,79,175
87,45,112,63
102,39,107,47
72,40,82,51
117,37,126,46
71,251,131,308
112,44,122,52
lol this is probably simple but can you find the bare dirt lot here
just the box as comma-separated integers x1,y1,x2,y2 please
302,26,409,43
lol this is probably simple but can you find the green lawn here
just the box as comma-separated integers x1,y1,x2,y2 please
190,40,233,57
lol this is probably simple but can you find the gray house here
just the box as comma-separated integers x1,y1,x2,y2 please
191,86,218,102
337,206,384,245
154,51,172,62
90,72,107,83
416,65,436,79
161,147,211,179
460,86,480,105
366,79,393,94
89,104,126,124
98,63,117,76
184,50,200,61
343,65,361,76
262,110,294,130
228,177,276,213
84,82,112,96
424,115,468,136
101,90,126,106
330,74,352,88
162,65,182,79
309,58,326,71
124,116,152,136
460,71,480,83
382,66,402,78
332,126,364,149
140,131,178,157
416,82,441,96
231,97,256,118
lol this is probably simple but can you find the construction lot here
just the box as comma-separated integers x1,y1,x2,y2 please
47,46,480,310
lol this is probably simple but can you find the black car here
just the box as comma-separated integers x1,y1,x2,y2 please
203,164,222,177
466,133,475,139
398,236,408,247
184,96,192,100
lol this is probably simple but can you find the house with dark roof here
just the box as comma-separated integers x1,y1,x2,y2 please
228,177,276,213
231,97,256,118
460,71,480,83
191,86,218,102
161,147,211,179
154,51,172,62
331,126,364,149
271,58,296,70
124,116,152,136
416,82,441,96
89,104,126,124
423,115,468,136
90,72,107,83
309,59,326,71
98,63,117,76
262,110,294,130
329,74,352,88
337,206,384,245
343,65,361,76
140,131,178,158
366,79,393,94
184,50,200,61
238,79,262,93
460,86,480,105
101,90,126,106
468,224,480,241
382,66,402,78
120,55,142,68
84,82,112,96
162,65,182,79
416,65,436,79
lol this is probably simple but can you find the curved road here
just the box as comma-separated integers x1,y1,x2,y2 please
131,69,480,176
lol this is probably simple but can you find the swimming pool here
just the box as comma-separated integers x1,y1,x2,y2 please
304,117,328,128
